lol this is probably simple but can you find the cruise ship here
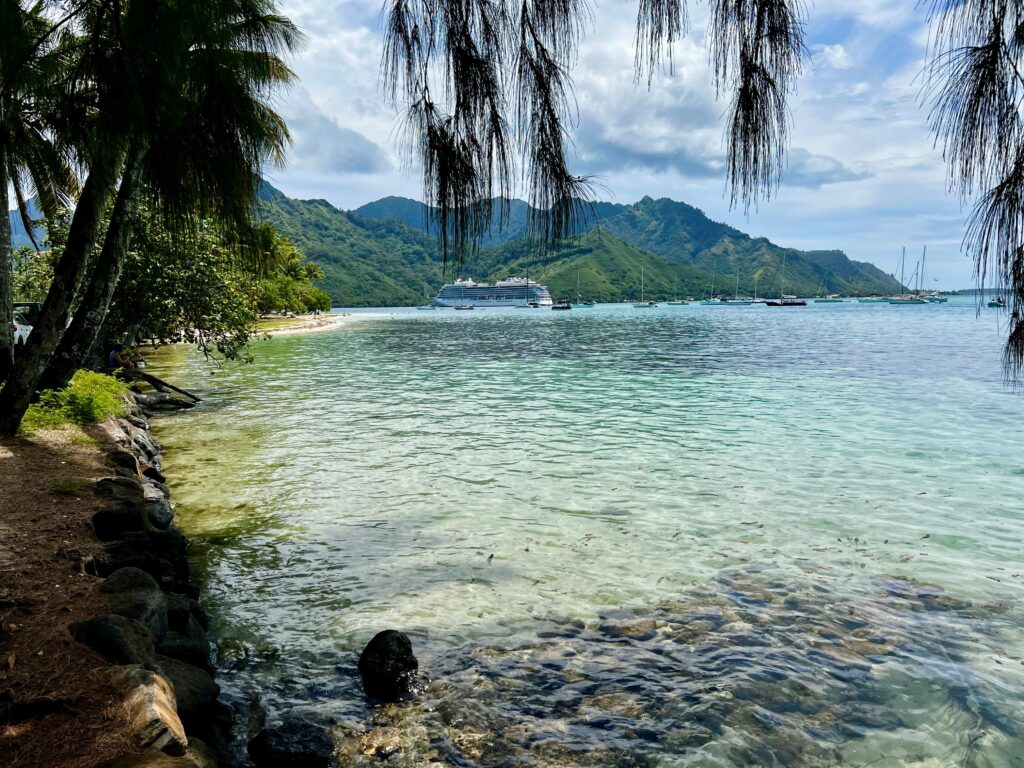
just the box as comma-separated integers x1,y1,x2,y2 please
431,277,553,308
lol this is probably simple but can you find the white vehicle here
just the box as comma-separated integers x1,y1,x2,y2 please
12,311,32,346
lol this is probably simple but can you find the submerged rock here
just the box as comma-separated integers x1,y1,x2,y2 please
249,718,335,768
358,630,419,702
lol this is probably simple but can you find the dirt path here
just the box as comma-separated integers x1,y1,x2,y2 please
0,428,134,768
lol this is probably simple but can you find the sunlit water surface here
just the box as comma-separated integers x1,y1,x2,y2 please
150,300,1024,766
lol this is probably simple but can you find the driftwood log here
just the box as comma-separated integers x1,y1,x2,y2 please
118,370,201,403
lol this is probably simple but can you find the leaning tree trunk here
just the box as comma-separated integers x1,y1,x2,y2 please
0,148,13,388
37,146,143,392
0,145,124,437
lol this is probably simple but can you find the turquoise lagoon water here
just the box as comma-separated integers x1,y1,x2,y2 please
150,299,1024,766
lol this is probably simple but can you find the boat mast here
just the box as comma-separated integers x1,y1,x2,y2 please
640,267,645,302
780,253,786,299
899,246,906,293
920,246,927,294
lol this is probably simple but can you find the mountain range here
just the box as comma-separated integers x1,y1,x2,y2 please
258,185,901,305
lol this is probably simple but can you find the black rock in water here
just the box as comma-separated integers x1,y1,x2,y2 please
358,630,419,702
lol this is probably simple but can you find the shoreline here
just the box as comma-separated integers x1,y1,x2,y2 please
257,312,352,338
0,394,226,767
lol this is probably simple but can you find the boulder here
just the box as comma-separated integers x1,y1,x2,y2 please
71,613,155,665
111,666,188,756
94,755,194,768
143,465,168,484
166,593,209,634
100,567,169,641
158,615,211,670
97,476,147,505
146,498,175,529
357,630,419,702
108,448,143,477
93,507,146,541
99,535,177,587
157,655,219,725
147,529,189,570
249,718,335,768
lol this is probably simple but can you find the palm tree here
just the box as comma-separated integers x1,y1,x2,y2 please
0,0,78,386
35,0,299,393
0,0,300,435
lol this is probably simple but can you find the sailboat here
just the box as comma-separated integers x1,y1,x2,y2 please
700,261,721,304
722,272,752,305
667,276,689,304
572,271,595,307
766,254,806,306
633,267,658,307
890,247,927,304
813,272,843,302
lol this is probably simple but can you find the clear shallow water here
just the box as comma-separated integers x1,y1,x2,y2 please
150,299,1024,766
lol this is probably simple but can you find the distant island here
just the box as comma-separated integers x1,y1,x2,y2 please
257,185,903,306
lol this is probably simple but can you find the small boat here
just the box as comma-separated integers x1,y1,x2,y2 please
889,296,927,305
766,255,806,307
926,295,948,303
633,268,658,307
858,297,889,303
988,296,1006,308
814,273,843,302
552,299,572,311
571,272,594,307
454,304,475,310
667,300,689,305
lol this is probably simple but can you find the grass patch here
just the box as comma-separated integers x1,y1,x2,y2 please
19,371,130,436
50,479,85,496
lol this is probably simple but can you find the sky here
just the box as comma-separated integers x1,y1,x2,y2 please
263,0,982,288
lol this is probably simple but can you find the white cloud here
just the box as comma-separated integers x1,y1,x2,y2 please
813,43,854,70
262,0,976,287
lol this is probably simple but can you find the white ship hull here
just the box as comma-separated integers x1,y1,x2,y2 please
432,296,554,308
432,278,553,307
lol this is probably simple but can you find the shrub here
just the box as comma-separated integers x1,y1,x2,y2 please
19,371,130,435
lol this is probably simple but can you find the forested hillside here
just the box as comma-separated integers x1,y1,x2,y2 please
259,184,902,305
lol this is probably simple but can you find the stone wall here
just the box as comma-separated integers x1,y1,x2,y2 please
72,395,227,768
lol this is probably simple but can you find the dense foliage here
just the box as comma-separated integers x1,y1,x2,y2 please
19,370,128,434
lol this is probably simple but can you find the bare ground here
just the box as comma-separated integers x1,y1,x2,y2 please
0,426,135,768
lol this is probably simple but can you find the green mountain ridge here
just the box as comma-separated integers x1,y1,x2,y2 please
257,184,902,306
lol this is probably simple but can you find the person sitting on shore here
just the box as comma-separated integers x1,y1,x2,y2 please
107,343,135,371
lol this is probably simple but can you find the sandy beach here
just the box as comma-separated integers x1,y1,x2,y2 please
257,312,353,337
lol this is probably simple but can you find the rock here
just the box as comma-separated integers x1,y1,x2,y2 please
93,507,146,541
100,567,169,641
99,535,177,587
157,655,219,725
167,593,209,634
94,755,195,768
71,613,155,665
134,430,162,460
158,616,210,670
183,737,220,768
108,448,142,477
111,665,188,756
144,465,168,484
249,719,335,768
357,630,419,702
97,476,147,505
597,618,658,640
147,529,189,572
146,498,175,529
